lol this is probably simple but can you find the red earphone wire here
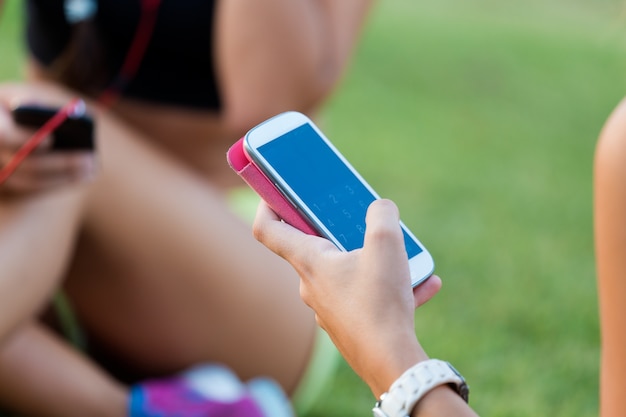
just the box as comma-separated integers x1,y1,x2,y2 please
0,0,162,185
0,99,82,185
97,0,161,108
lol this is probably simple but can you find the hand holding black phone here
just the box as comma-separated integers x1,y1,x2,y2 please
11,103,95,151
0,100,97,188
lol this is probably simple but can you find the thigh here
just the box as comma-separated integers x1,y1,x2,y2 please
63,112,316,393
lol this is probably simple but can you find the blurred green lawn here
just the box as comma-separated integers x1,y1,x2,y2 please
2,1,626,416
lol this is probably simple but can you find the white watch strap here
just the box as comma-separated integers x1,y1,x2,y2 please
372,359,468,417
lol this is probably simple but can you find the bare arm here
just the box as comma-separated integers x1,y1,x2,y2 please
0,82,127,417
594,98,626,417
253,200,479,416
215,0,375,134
0,82,96,340
0,321,126,417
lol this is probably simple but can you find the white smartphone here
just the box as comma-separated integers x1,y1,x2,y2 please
244,111,434,286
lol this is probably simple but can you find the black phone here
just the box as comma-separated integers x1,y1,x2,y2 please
11,104,95,151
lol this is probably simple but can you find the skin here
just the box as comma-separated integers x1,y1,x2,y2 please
594,97,626,417
0,1,374,416
250,97,626,417
253,199,480,417
3,3,616,415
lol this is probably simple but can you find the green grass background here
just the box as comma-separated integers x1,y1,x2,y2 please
2,0,626,416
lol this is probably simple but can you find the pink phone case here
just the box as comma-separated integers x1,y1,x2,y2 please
227,138,319,235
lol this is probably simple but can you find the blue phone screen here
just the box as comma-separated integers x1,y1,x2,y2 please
257,123,422,256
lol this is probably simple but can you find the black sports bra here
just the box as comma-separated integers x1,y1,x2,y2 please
25,0,221,110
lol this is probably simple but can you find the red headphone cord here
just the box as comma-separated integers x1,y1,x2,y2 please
0,99,83,185
97,0,161,108
0,0,161,186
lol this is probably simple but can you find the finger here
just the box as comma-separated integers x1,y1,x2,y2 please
0,107,10,145
0,172,78,194
252,201,307,255
0,168,89,194
4,128,53,153
412,275,443,308
8,152,95,179
0,84,37,106
0,83,69,109
253,201,334,263
0,106,53,152
254,200,282,223
0,151,96,192
363,199,405,256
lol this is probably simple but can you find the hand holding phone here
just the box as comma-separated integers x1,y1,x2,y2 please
0,101,96,193
11,103,95,151
228,111,434,286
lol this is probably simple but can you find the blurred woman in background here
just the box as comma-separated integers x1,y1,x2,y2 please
0,1,374,416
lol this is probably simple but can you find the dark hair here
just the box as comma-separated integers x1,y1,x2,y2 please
49,18,109,96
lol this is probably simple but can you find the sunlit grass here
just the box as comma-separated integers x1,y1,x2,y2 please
0,1,25,80
316,1,626,416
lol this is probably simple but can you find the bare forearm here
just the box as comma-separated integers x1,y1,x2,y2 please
410,386,479,417
0,188,86,339
365,345,479,417
0,321,126,417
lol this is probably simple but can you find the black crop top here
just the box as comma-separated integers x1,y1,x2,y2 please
25,0,221,110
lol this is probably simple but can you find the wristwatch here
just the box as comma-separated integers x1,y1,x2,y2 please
372,359,469,417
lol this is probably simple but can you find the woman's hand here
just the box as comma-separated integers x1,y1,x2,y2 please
0,83,97,195
253,198,442,396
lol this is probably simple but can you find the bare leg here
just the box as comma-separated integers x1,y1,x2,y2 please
0,187,126,416
63,111,317,392
0,188,85,339
0,322,126,417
